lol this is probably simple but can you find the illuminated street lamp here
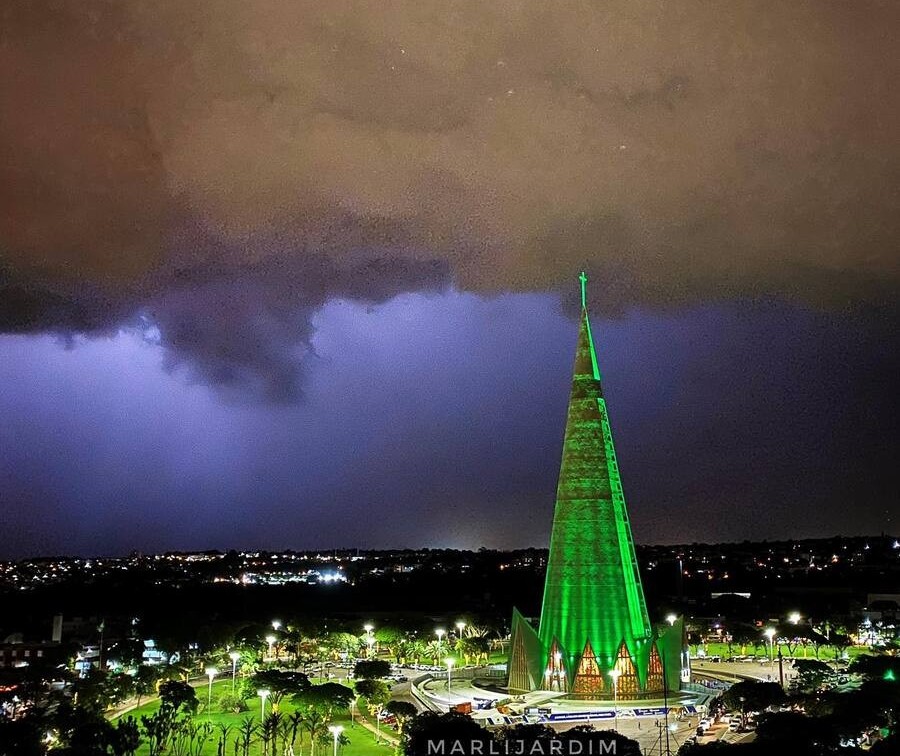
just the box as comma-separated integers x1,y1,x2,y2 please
455,621,466,637
608,670,621,731
789,612,801,625
205,667,217,718
265,634,277,658
258,688,270,721
764,628,776,672
272,619,282,631
229,651,240,693
328,725,343,756
666,614,677,626
435,628,446,659
445,658,454,694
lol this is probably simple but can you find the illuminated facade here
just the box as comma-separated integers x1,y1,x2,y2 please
508,274,683,699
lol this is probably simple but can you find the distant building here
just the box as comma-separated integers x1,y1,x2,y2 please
0,641,65,669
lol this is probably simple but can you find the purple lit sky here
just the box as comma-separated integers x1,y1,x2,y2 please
1,291,896,557
1,0,898,556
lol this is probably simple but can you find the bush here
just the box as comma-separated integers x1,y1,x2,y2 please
218,693,249,714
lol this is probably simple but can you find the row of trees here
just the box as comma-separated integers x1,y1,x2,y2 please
691,656,900,755
262,624,495,668
686,619,855,661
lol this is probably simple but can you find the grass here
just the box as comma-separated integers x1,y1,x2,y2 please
694,641,870,662
117,679,397,756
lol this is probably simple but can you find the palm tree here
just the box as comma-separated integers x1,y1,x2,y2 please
236,716,258,756
424,640,443,665
214,723,232,756
407,639,426,666
260,712,281,756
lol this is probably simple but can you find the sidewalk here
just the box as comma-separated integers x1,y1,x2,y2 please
352,706,400,747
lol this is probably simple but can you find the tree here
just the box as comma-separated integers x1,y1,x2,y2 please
756,711,831,749
356,677,391,736
0,715,45,756
214,723,232,756
459,636,490,665
170,718,213,756
141,707,179,756
324,632,361,660
106,671,137,706
353,660,391,680
112,716,142,756
55,703,120,755
423,640,443,665
159,679,199,714
291,683,354,756
260,712,281,756
110,637,147,670
356,678,390,706
384,701,418,734
73,670,117,714
250,669,309,711
133,665,161,709
543,725,640,756
405,640,426,666
791,659,834,694
722,681,786,713
403,712,491,756
849,655,900,681
236,717,258,756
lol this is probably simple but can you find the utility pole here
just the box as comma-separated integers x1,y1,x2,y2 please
778,649,784,689
661,654,671,756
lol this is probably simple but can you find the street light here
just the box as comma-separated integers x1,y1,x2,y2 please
258,688,270,721
666,614,677,626
328,725,343,756
205,667,217,717
764,628,776,673
229,651,240,693
789,612,801,625
265,634,277,658
445,658,454,694
272,619,282,631
608,670,621,731
455,621,466,637
435,628,446,661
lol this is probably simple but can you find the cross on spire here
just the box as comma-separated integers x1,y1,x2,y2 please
579,271,588,309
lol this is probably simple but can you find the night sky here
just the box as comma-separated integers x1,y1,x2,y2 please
1,1,897,558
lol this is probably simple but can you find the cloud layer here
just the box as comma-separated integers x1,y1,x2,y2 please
2,0,898,396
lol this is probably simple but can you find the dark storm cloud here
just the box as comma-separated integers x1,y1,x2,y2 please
1,0,899,396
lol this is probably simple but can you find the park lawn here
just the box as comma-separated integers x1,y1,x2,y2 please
117,680,397,756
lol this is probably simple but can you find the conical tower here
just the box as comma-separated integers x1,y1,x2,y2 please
508,273,682,699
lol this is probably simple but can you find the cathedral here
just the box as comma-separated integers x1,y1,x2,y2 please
508,274,684,699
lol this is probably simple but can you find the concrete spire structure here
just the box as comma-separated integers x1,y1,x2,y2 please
508,273,682,699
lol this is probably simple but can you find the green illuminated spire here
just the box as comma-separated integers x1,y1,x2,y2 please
538,274,652,691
